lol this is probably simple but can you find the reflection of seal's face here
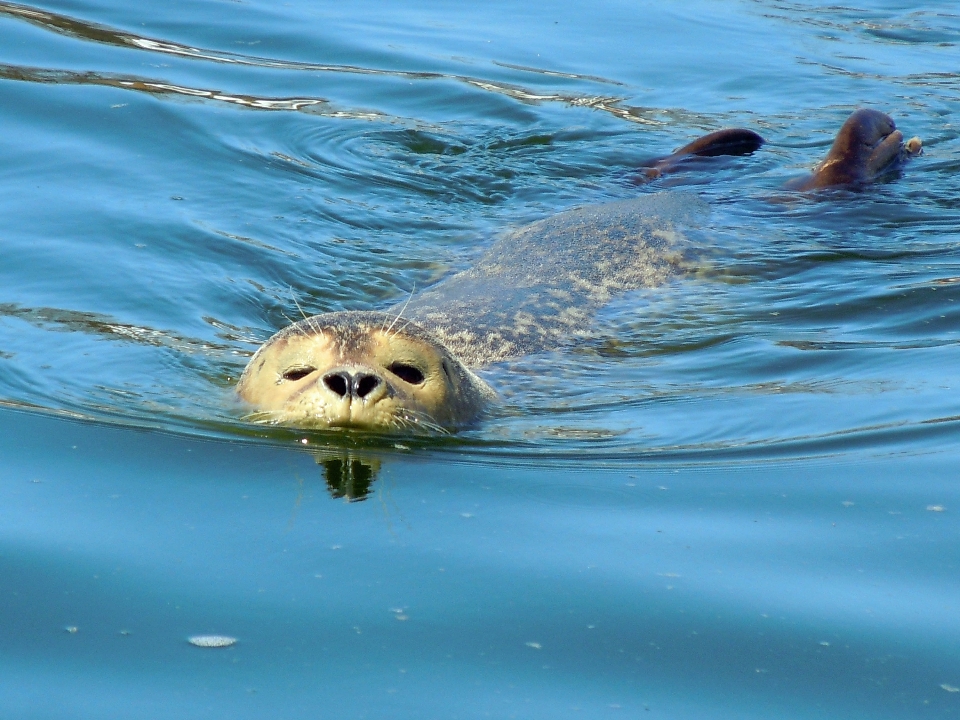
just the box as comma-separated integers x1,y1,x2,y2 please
237,311,494,432
792,109,915,190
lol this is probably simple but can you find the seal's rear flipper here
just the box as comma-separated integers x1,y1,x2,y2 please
673,128,766,158
784,109,922,191
640,128,765,180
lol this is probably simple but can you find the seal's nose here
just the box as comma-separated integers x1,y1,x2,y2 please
322,370,384,400
354,373,382,399
323,371,350,397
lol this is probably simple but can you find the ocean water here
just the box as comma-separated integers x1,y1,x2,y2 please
0,0,958,717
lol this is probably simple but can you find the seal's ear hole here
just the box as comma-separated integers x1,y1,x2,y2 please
281,366,316,382
441,359,453,381
387,362,425,385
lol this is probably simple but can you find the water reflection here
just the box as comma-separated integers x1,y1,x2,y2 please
316,450,382,502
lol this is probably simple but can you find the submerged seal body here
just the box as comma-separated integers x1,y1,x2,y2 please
237,193,705,431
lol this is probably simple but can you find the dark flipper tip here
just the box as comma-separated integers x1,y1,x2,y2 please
636,128,765,183
677,128,766,158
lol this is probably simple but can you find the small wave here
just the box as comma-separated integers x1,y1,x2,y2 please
0,63,359,115
0,1,660,125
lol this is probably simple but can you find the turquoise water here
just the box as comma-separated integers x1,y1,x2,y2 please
1,0,959,716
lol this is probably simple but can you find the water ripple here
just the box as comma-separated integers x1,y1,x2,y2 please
0,1,661,125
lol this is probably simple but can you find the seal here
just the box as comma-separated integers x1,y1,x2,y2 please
238,110,921,433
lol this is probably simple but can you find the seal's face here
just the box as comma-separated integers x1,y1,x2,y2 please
237,311,492,433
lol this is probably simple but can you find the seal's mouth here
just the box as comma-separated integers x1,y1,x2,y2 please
324,411,449,435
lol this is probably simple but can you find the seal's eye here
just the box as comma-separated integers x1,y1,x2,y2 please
387,362,425,385
281,366,316,382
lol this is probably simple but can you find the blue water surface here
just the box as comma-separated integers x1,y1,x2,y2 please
0,0,959,717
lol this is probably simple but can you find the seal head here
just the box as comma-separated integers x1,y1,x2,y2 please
237,311,494,432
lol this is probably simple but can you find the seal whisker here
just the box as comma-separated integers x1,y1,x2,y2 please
384,283,416,336
289,286,309,321
398,409,449,435
389,318,414,339
242,410,284,425
390,415,414,432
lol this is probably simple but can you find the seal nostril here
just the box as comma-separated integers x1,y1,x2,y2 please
355,374,381,399
323,372,349,397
